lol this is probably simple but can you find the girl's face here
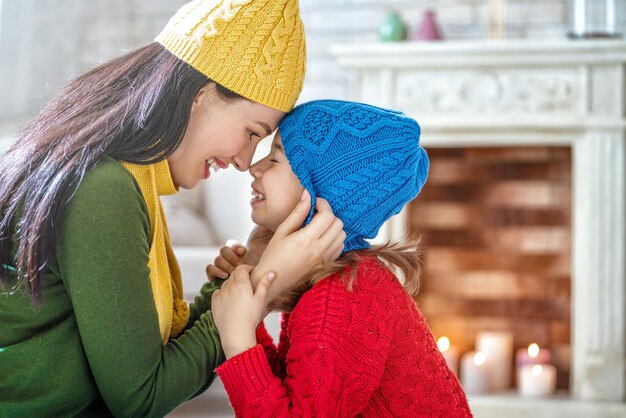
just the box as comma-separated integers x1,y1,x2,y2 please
167,83,285,189
249,132,304,232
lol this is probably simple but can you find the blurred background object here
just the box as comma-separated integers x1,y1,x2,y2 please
378,9,408,41
487,0,508,39
569,0,624,38
413,9,444,41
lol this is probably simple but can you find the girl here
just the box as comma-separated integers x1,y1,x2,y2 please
0,1,345,417
210,100,473,417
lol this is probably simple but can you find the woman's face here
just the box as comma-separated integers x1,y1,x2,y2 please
249,132,304,232
167,83,285,189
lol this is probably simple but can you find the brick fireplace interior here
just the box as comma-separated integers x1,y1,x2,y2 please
409,146,572,390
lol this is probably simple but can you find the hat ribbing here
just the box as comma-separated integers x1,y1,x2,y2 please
156,0,305,112
279,100,429,252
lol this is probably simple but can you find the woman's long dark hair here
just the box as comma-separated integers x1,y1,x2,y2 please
0,43,240,304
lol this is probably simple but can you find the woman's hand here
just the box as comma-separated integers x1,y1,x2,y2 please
211,265,275,359
251,190,346,302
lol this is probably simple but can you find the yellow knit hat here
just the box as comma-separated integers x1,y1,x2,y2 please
156,0,306,112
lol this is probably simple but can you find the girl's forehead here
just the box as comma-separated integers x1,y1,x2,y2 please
272,132,287,152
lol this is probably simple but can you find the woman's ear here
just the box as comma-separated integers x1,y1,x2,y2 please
192,82,213,108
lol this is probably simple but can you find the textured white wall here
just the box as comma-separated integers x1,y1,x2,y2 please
298,0,573,102
0,0,185,131
0,0,580,131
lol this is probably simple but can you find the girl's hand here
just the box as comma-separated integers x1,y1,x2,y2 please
206,242,248,280
211,265,275,359
251,190,346,302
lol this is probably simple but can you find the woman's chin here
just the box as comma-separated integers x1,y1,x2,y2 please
172,175,199,190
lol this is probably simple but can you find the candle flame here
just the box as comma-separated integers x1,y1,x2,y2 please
473,352,486,366
528,343,540,358
437,336,450,352
531,364,543,376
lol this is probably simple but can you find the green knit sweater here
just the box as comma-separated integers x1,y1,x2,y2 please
0,159,225,417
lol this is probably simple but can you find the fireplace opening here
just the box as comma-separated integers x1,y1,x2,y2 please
410,146,572,391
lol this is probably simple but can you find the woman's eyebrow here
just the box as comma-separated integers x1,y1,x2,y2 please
255,121,272,136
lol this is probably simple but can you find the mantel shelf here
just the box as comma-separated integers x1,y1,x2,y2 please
331,40,626,67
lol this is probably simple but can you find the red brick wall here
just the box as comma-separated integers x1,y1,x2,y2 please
410,146,571,389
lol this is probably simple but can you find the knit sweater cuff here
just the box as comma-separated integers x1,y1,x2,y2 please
256,321,273,345
216,344,276,406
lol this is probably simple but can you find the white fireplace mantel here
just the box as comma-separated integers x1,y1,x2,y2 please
332,40,626,416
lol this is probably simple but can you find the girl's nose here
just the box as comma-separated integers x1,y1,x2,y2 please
249,159,264,178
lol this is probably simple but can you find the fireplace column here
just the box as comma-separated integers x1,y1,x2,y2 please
573,129,626,401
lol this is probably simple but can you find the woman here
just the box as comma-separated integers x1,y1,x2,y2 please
0,1,345,416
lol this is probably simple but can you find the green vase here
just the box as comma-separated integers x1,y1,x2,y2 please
378,11,407,42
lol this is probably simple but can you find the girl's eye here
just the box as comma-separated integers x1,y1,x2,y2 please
269,159,278,163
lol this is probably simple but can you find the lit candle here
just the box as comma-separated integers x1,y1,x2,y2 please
518,364,556,397
460,351,491,394
437,336,459,375
476,331,513,391
516,343,552,367
516,343,552,387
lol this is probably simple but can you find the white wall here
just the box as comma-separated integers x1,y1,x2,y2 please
0,0,581,131
0,0,186,131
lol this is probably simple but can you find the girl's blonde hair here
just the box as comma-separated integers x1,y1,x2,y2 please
270,239,424,312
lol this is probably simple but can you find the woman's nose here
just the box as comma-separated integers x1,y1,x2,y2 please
231,142,256,171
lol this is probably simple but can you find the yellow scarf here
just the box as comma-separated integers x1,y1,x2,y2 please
120,160,190,345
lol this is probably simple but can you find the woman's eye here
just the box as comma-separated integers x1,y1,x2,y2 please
249,131,260,140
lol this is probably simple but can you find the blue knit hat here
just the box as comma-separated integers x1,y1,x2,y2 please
279,100,429,252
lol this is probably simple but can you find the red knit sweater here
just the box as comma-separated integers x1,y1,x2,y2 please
216,258,472,417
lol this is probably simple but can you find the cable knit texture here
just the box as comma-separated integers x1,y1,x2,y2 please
217,258,472,417
155,0,305,112
279,100,429,252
